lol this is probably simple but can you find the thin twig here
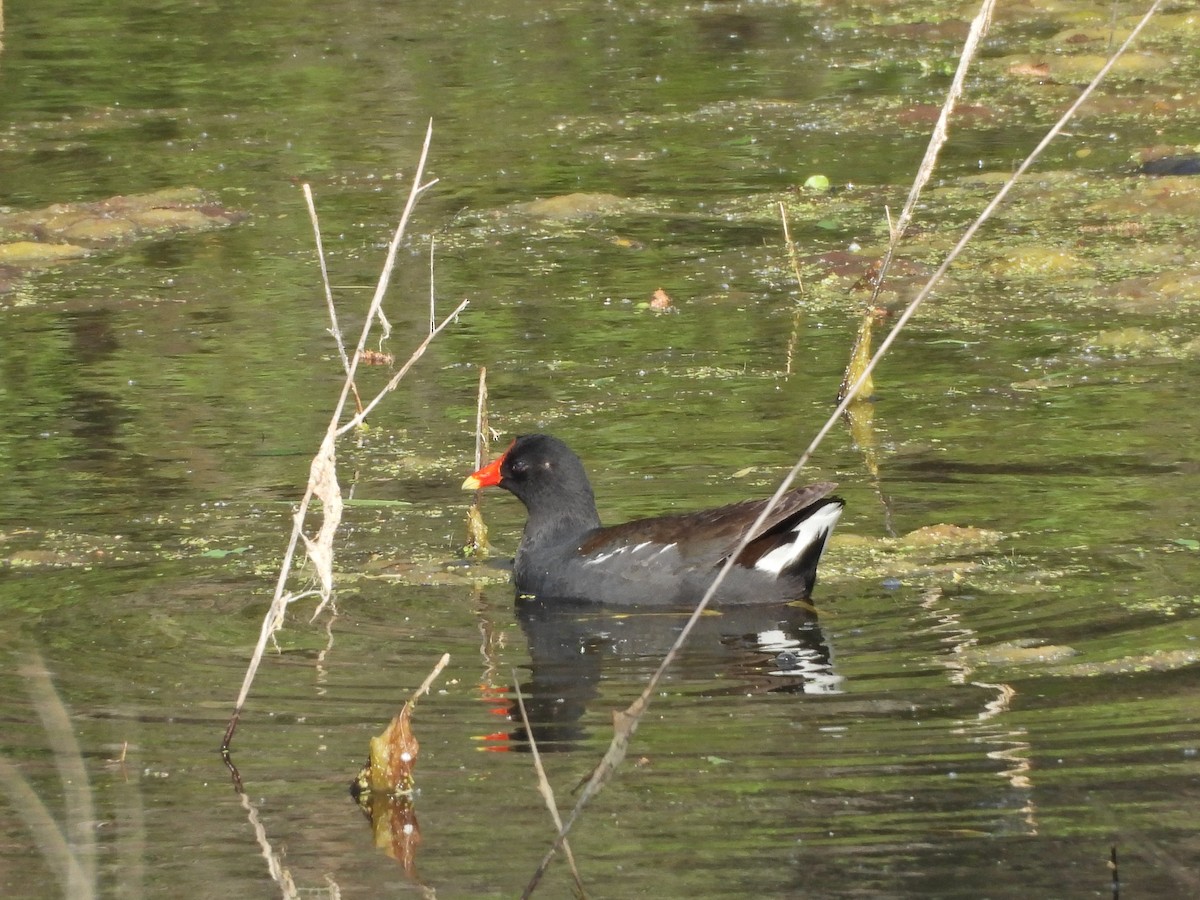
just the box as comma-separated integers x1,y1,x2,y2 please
334,298,469,437
21,654,97,892
513,674,587,899
239,791,300,898
475,366,489,471
411,653,451,707
840,0,995,403
303,184,350,375
429,235,437,335
304,183,364,415
867,0,996,309
222,120,463,763
464,367,492,556
336,119,438,433
778,201,804,291
779,200,806,378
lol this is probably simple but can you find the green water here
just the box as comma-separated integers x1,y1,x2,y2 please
3,1,1200,897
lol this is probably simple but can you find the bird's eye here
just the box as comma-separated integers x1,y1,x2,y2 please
510,459,529,476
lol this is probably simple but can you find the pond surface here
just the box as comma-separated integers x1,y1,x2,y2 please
3,0,1200,897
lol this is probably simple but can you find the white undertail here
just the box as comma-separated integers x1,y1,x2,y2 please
752,503,843,576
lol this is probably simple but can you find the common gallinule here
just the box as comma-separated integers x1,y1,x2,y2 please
462,434,843,606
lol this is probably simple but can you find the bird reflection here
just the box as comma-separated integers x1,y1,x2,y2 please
486,597,840,752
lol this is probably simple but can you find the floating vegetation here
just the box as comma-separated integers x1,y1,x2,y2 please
0,188,246,296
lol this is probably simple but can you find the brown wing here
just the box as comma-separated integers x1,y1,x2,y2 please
578,482,838,568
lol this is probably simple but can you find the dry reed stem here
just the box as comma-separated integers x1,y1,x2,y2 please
464,367,492,555
779,200,806,377
839,0,995,403
523,2,1165,886
239,791,300,898
778,200,804,291
783,305,803,378
334,298,468,439
475,366,489,470
513,676,587,899
303,184,350,376
223,121,466,761
303,183,363,414
303,433,342,617
429,235,437,334
867,0,996,307
524,696,644,895
410,652,451,708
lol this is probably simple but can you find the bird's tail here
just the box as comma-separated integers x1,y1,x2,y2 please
753,498,844,595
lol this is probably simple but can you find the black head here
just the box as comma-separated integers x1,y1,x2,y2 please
464,434,601,526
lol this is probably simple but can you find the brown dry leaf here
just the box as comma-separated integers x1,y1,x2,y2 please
650,288,673,310
360,348,394,366
351,654,448,879
354,653,448,798
1008,61,1052,79
851,260,884,293
381,796,421,875
354,791,421,878
366,701,420,796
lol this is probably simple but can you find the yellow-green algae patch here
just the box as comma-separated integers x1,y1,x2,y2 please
0,187,246,295
959,640,1078,667
0,241,90,264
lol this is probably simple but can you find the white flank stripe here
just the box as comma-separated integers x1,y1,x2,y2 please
584,547,625,566
584,541,673,566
